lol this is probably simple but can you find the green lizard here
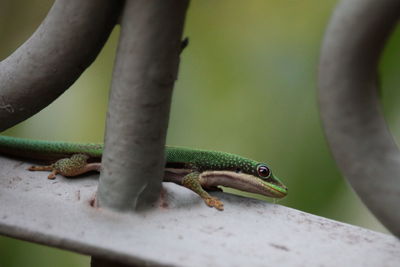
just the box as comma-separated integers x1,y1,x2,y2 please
0,135,287,210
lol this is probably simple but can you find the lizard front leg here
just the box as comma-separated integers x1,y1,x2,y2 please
182,172,224,211
28,154,101,179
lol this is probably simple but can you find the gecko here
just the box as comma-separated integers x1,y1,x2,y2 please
0,135,287,210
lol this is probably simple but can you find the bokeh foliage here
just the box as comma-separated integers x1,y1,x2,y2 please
1,0,396,266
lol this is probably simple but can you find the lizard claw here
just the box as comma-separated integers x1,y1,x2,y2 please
47,170,57,180
205,197,224,211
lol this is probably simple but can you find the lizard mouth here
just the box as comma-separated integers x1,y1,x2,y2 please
262,182,287,198
199,170,287,199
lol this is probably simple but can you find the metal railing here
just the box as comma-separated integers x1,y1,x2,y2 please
0,0,399,266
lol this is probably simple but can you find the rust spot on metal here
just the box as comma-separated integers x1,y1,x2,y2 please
159,187,169,209
89,195,96,207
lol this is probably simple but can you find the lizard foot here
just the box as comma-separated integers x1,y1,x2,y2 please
181,172,225,211
28,165,57,179
204,196,224,211
27,154,101,179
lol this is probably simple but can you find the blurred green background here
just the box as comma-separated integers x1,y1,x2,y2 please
1,0,399,266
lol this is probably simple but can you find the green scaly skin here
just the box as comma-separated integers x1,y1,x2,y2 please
0,135,288,210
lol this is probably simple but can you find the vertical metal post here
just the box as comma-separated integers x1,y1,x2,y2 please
93,0,189,265
97,0,189,211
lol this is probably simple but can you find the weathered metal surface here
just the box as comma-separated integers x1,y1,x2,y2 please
318,0,400,236
0,156,399,266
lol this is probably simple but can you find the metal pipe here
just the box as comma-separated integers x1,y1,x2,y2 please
97,0,190,211
0,0,122,130
318,0,400,236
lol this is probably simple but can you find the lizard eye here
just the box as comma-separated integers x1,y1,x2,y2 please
257,165,271,178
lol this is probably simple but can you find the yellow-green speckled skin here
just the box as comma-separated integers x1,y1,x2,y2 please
165,146,259,175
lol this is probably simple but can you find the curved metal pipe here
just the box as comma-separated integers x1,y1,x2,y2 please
0,0,122,130
319,0,400,236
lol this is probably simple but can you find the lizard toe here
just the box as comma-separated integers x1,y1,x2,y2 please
205,197,224,211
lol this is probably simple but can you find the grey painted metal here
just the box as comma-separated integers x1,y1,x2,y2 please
318,0,400,237
97,0,189,211
0,155,399,266
0,0,122,131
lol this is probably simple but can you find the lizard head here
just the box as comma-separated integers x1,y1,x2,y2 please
250,163,288,198
200,161,288,199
